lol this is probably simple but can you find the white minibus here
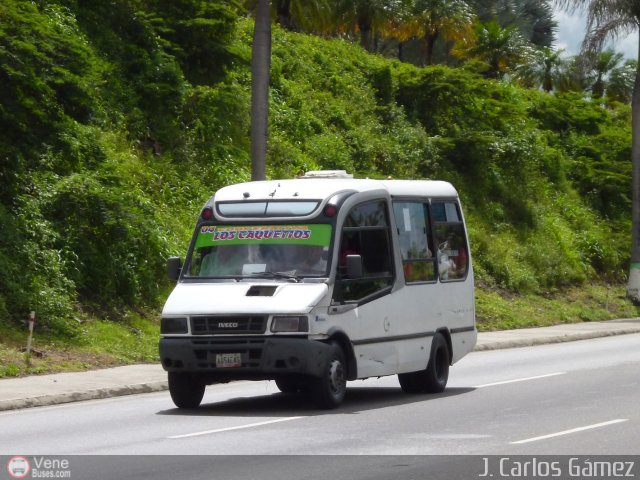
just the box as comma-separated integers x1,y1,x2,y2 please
160,171,476,409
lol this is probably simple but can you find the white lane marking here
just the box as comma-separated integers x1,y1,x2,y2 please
511,419,629,444
168,416,305,439
473,372,566,388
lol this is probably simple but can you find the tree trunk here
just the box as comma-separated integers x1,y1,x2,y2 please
358,15,374,52
627,39,640,303
542,73,553,93
251,0,271,181
276,0,294,30
592,75,605,99
420,32,439,66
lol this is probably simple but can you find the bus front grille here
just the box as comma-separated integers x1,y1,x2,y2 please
191,315,267,335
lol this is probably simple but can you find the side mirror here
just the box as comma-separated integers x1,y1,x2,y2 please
345,254,363,279
167,256,182,281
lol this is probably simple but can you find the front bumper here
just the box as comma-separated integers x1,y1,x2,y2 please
159,336,332,381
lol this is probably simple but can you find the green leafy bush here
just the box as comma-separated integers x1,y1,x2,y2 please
0,3,634,338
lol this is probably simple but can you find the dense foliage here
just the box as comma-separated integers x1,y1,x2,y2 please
0,0,633,333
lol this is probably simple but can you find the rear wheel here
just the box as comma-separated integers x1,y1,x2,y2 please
398,333,449,394
310,342,347,409
168,372,205,409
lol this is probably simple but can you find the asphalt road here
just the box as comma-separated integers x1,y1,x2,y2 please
1,334,639,479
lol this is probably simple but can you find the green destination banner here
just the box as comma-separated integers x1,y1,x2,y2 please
195,224,332,248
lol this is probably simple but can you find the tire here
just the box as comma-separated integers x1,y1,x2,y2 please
398,333,449,394
168,372,205,409
275,376,308,394
398,370,423,393
310,342,347,409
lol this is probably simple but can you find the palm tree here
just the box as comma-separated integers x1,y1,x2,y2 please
553,54,593,93
607,59,638,103
473,0,557,47
516,0,557,47
334,0,402,52
517,47,566,92
245,0,333,33
251,0,271,181
408,0,476,66
590,48,624,98
275,0,333,32
556,0,640,302
455,20,536,79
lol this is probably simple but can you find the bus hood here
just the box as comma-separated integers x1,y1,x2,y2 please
162,282,329,316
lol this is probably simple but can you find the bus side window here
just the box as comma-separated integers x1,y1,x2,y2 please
432,201,469,281
334,200,394,304
392,201,436,283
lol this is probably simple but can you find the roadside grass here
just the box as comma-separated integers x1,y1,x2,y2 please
0,283,638,378
476,283,640,331
0,313,159,378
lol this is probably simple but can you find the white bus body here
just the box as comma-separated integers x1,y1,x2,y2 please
160,171,476,409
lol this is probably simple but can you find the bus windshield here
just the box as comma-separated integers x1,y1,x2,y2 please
186,224,332,279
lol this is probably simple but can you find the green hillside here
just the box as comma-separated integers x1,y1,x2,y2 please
0,1,637,375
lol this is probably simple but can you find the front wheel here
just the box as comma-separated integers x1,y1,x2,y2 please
168,372,205,409
275,376,308,394
310,342,347,409
398,333,450,394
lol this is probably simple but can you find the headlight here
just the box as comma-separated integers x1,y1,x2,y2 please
271,316,309,333
161,317,188,334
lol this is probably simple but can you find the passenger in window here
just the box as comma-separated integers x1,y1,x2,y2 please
295,245,327,275
200,245,247,276
259,245,288,271
437,240,456,280
403,262,413,280
452,246,468,278
438,234,467,280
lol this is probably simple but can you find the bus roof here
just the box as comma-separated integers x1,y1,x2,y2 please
211,178,458,205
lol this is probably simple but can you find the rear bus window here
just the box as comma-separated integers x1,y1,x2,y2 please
393,201,436,283
433,201,469,281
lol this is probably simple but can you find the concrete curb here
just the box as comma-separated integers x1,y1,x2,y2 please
0,381,168,412
474,327,640,351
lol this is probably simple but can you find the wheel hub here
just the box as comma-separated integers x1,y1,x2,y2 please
328,359,346,395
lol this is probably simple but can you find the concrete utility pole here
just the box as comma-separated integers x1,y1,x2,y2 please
250,0,271,181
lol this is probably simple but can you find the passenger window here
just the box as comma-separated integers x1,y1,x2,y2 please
393,201,436,283
334,200,394,303
433,201,469,281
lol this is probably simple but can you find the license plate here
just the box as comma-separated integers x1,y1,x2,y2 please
215,353,241,368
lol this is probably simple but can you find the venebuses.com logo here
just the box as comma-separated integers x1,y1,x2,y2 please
6,456,71,479
7,456,30,479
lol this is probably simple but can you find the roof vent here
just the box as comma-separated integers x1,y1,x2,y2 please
299,170,354,179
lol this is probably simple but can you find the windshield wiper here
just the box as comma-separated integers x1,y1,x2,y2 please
247,271,300,282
